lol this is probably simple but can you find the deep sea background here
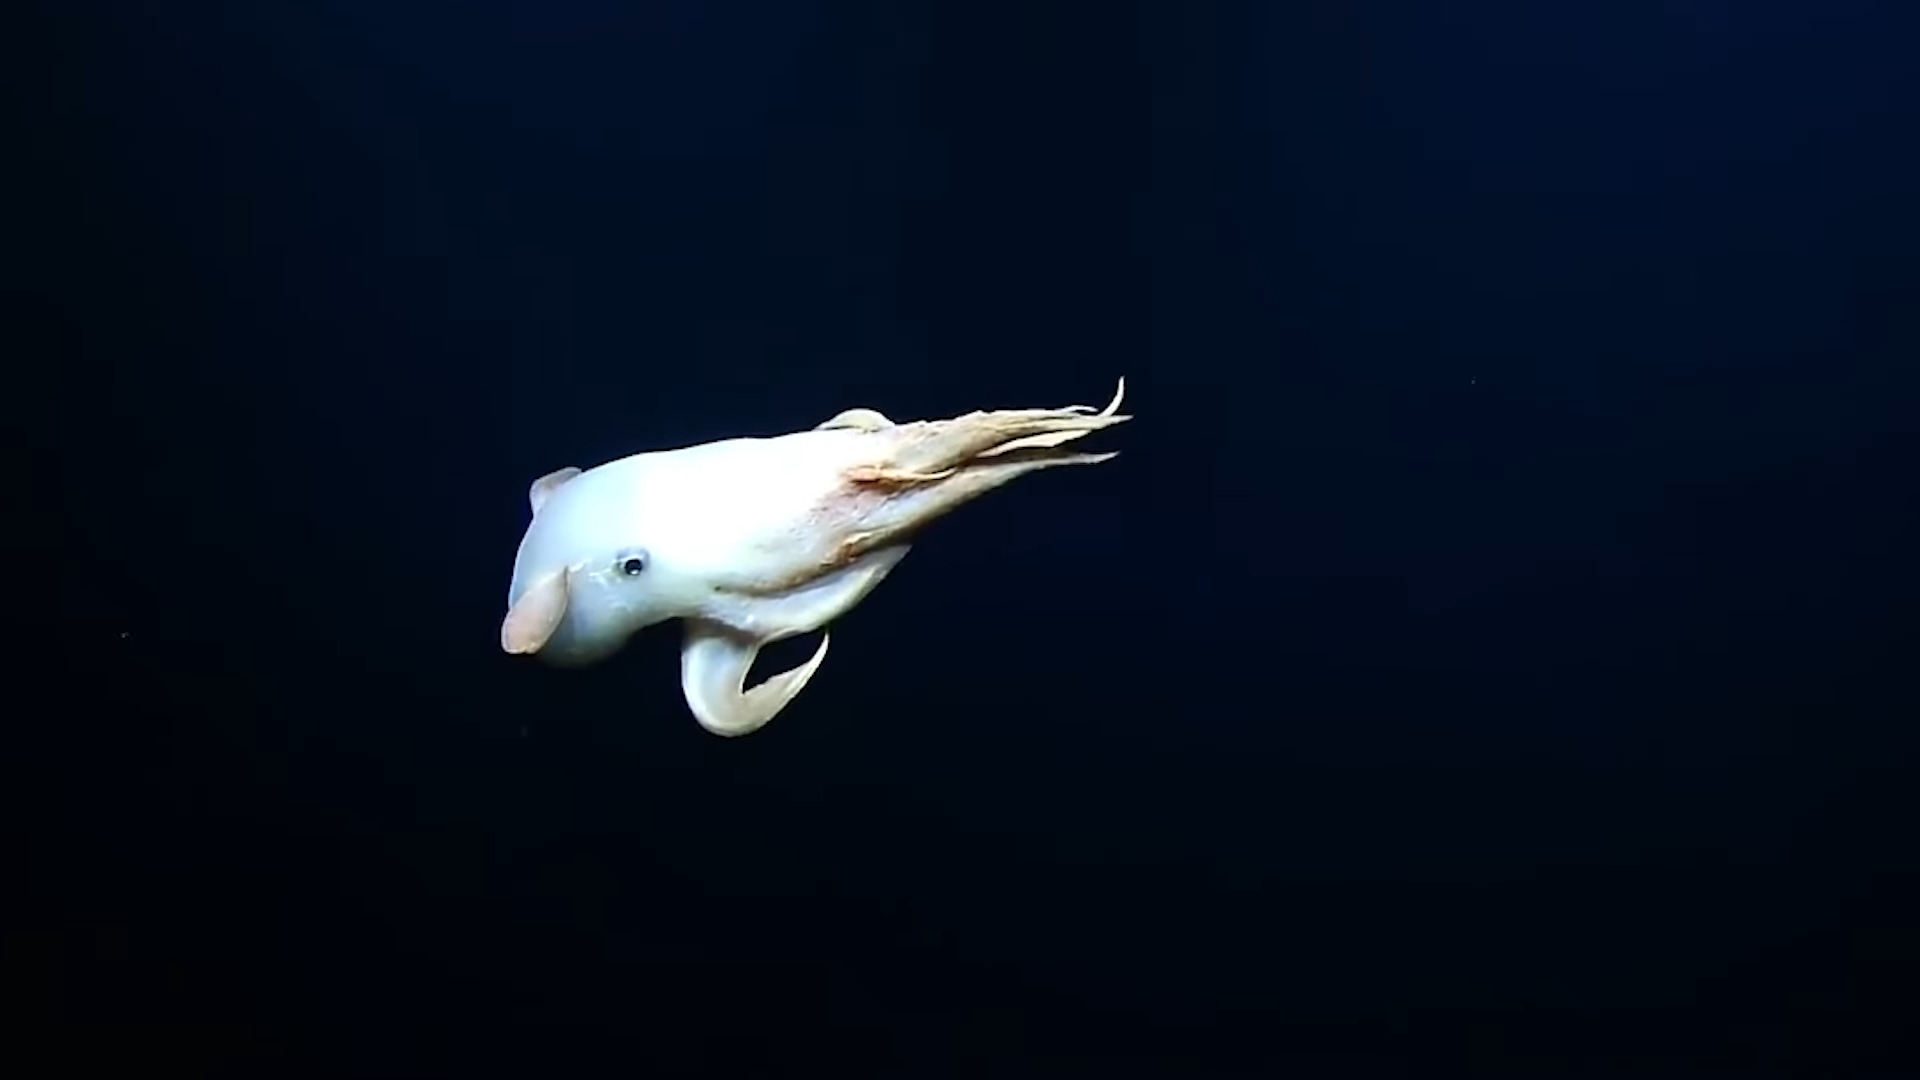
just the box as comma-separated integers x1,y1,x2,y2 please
21,1,1920,1074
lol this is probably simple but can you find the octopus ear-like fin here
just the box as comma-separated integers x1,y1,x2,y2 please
501,569,570,654
528,467,582,515
815,407,894,432
680,621,830,737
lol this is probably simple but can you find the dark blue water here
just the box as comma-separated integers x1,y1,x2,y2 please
26,1,1919,1073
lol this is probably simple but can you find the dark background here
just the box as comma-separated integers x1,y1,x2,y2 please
21,1,1920,1074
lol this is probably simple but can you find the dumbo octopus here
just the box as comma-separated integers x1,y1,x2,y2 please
501,380,1131,737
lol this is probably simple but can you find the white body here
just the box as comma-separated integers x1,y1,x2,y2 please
508,428,881,666
500,382,1129,737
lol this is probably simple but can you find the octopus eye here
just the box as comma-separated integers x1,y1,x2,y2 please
619,554,647,576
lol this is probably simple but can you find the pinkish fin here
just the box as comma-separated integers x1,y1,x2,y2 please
501,569,570,654
815,407,893,432
528,467,582,515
